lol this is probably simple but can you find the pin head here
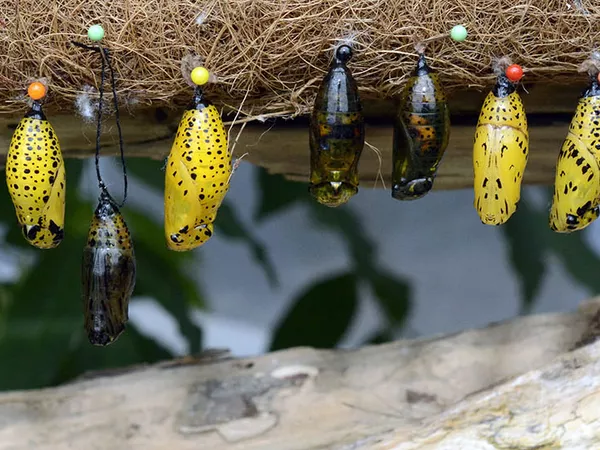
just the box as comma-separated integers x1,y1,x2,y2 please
191,66,210,86
27,81,47,101
450,25,467,42
87,25,105,42
335,45,353,64
505,64,524,83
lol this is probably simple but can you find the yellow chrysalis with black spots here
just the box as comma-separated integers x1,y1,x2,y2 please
82,192,135,346
164,86,232,251
473,74,528,225
549,77,600,232
5,101,65,248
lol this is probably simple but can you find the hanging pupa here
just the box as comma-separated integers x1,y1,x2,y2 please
73,28,136,346
309,44,364,207
391,52,450,200
82,191,135,345
5,81,66,249
164,66,232,251
473,64,528,225
549,71,600,232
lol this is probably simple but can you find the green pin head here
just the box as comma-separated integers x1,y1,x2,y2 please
87,25,105,42
450,25,467,42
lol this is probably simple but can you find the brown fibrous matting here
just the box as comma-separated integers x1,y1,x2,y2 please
1,0,600,120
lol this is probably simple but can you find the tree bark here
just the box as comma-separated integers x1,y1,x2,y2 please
2,299,600,449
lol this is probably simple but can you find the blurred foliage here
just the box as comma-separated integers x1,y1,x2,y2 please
257,170,412,351
271,272,359,350
0,160,198,389
502,188,600,312
502,199,547,313
5,155,599,394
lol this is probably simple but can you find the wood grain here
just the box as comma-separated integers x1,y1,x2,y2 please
2,299,600,449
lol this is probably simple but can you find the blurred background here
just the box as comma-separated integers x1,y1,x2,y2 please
0,153,599,392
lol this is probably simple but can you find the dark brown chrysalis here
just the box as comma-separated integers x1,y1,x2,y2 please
82,191,136,346
309,44,365,207
392,53,450,200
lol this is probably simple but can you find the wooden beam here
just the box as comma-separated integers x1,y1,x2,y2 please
0,84,582,190
1,299,600,449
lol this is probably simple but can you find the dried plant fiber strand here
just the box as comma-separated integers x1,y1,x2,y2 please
1,0,599,120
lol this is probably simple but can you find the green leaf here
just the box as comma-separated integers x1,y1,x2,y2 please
270,272,358,350
362,329,395,345
125,157,166,192
367,270,411,325
0,161,94,390
214,200,278,286
525,188,600,294
50,326,172,387
307,203,376,274
0,314,79,390
501,198,548,313
546,228,600,293
255,169,307,221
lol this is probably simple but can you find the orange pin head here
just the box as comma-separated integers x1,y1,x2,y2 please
27,82,47,101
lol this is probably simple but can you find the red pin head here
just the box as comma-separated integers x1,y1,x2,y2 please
505,64,523,83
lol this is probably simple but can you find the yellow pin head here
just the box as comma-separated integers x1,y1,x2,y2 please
191,66,210,86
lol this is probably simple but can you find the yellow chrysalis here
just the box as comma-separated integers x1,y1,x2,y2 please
549,77,600,232
5,101,65,248
164,87,232,251
473,74,528,225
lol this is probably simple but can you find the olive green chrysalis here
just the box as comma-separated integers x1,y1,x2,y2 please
309,44,365,207
392,53,450,200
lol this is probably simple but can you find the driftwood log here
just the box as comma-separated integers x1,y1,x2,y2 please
2,298,600,449
0,83,585,189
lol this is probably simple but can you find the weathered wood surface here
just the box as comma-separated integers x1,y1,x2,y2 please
0,84,586,190
2,299,600,449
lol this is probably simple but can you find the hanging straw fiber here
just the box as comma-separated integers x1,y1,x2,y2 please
0,0,599,119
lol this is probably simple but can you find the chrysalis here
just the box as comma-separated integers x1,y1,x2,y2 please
82,192,135,346
5,82,65,249
164,67,232,251
309,44,364,207
73,35,135,346
473,70,528,225
549,75,600,232
391,53,450,200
